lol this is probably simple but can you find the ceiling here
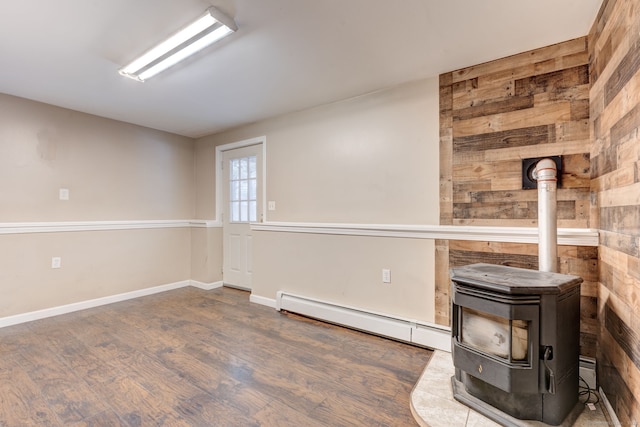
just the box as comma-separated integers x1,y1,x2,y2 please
0,0,602,138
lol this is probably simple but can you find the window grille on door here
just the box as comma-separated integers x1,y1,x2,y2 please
229,156,257,222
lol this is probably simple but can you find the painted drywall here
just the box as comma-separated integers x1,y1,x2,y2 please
194,138,217,219
190,226,223,284
0,228,191,317
0,94,195,317
255,232,436,321
0,94,194,222
196,77,440,322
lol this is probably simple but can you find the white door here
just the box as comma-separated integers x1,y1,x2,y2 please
222,144,262,290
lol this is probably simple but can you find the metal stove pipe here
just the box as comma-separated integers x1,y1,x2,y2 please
534,158,558,273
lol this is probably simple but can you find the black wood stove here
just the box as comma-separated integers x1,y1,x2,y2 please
450,263,582,427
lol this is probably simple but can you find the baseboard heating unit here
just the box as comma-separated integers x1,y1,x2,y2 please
275,291,450,352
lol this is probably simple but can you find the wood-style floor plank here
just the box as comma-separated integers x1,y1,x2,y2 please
0,286,432,426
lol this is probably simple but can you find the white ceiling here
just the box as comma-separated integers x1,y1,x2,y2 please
0,0,602,138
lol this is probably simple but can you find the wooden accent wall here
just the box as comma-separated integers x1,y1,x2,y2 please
590,0,640,424
438,37,598,359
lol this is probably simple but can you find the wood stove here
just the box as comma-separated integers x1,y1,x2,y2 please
450,263,582,426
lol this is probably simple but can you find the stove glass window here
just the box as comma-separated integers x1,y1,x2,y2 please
460,307,529,362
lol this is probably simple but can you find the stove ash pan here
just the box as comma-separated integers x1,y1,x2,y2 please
450,264,582,427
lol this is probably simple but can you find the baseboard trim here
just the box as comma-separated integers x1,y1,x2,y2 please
190,280,224,290
250,294,277,308
599,387,622,427
411,322,451,352
275,291,451,351
0,280,191,328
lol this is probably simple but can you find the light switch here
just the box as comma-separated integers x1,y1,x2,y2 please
51,257,61,269
382,269,391,283
59,188,70,200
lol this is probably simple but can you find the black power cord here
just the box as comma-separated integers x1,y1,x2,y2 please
578,375,600,405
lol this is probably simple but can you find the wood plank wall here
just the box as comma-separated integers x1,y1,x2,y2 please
438,37,598,359
590,0,640,424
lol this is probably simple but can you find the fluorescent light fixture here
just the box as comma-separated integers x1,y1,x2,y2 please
119,7,237,82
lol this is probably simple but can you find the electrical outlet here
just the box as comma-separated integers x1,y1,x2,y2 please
268,201,276,211
51,257,62,269
382,269,391,283
59,188,70,200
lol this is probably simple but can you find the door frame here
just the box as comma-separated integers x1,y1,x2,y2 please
215,136,267,289
215,136,267,225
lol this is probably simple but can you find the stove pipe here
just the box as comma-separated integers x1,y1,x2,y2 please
533,158,558,273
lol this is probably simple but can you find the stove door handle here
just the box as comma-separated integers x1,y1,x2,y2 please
543,346,556,394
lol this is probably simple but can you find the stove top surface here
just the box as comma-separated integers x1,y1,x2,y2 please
451,263,583,294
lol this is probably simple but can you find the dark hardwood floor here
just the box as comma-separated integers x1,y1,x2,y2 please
0,286,432,426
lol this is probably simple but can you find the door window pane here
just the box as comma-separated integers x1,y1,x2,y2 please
249,179,256,200
240,201,248,222
249,156,257,178
229,155,257,223
230,181,239,201
231,159,240,180
240,158,248,179
240,180,248,200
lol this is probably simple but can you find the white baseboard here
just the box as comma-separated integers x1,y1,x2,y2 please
411,322,452,352
0,280,191,328
250,294,277,308
275,291,451,351
190,280,224,290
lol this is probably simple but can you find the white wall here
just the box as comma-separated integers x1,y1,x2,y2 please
0,94,194,317
0,95,194,222
0,76,440,322
196,77,440,322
